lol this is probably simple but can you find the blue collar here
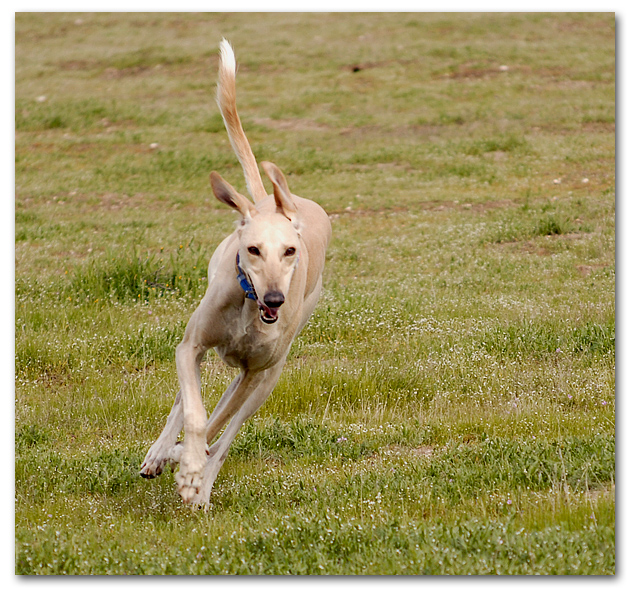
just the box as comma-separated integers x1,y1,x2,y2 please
236,253,257,301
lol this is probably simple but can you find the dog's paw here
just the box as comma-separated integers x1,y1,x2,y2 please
181,462,218,510
140,443,169,478
175,447,208,505
141,440,186,479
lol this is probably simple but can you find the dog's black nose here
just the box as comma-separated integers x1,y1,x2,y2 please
263,291,285,308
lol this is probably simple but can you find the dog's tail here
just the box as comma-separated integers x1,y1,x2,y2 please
217,39,268,203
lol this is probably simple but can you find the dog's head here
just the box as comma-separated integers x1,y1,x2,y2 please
210,162,301,324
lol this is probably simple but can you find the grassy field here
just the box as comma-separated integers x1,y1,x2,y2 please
14,12,615,575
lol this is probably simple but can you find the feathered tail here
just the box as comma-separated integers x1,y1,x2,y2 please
216,39,268,203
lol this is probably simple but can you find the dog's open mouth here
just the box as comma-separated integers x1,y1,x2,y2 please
258,301,280,324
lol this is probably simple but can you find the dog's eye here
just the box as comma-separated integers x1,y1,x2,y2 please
247,246,260,256
284,247,296,257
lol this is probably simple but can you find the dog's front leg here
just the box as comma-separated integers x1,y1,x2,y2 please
173,338,209,504
191,360,287,507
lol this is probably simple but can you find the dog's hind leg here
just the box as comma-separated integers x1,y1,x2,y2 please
140,390,184,478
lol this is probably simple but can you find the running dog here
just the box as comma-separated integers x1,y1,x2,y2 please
140,40,331,507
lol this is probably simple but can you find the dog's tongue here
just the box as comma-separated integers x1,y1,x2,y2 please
258,301,279,322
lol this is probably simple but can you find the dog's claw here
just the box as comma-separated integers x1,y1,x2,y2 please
140,440,184,479
140,453,167,479
176,474,203,505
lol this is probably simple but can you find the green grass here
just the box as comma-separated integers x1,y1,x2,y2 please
15,12,615,575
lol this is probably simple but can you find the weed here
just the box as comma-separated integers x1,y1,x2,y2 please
69,242,208,303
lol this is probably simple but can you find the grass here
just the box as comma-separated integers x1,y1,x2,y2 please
14,12,615,575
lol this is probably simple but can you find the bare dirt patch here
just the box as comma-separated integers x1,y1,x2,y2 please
329,199,513,219
343,58,415,73
442,65,517,80
339,123,447,139
57,59,100,71
252,117,330,132
491,230,596,256
365,444,436,467
576,263,609,276
388,444,435,458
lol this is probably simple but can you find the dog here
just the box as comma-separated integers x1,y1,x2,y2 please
140,39,331,507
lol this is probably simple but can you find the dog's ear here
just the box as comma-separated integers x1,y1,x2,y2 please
261,161,298,223
210,172,257,219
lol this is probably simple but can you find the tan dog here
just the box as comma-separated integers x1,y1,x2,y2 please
140,40,331,507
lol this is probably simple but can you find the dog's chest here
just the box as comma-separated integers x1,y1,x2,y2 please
215,324,284,370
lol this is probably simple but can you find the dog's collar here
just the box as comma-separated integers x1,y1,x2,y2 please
236,253,258,301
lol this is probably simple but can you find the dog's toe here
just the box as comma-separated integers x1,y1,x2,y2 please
140,455,166,479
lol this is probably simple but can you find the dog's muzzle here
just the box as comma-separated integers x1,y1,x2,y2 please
258,292,285,324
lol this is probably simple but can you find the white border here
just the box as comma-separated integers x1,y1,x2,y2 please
6,4,626,590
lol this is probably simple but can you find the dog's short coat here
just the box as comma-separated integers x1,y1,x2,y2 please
140,40,331,507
